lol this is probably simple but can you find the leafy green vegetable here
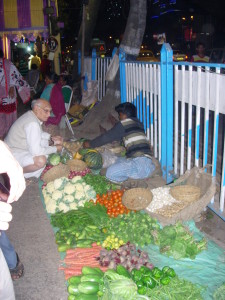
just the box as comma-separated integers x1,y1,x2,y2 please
83,174,117,195
213,283,225,300
153,222,207,260
146,276,204,299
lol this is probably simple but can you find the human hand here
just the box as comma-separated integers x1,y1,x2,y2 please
56,145,63,153
52,136,63,146
83,141,91,148
0,141,26,203
9,87,15,99
0,201,12,230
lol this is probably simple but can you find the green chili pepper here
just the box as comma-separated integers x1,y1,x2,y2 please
160,276,171,285
138,286,147,295
152,267,163,279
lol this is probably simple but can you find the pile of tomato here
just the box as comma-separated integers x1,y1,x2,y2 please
95,189,134,217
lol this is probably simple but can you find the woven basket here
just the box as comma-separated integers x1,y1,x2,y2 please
42,163,70,183
67,159,87,172
122,188,153,210
170,185,201,203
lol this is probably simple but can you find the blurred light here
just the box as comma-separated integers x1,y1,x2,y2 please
109,36,112,39
27,46,31,51
191,15,193,20
15,43,17,46
182,17,186,20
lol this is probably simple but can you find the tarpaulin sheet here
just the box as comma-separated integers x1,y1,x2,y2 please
144,221,225,299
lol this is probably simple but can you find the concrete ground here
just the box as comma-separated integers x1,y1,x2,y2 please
4,102,225,299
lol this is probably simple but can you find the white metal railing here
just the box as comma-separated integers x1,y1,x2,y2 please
120,54,225,220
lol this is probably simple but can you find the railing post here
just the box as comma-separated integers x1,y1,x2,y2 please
91,48,97,80
119,49,127,103
112,47,117,57
160,43,174,183
78,50,81,75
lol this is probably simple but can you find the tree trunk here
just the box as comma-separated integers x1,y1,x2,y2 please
75,0,147,138
72,0,101,80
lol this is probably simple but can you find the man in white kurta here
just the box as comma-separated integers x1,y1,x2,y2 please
5,99,63,178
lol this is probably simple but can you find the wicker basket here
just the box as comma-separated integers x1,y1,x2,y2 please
42,163,70,183
67,159,87,172
170,185,201,203
122,188,153,210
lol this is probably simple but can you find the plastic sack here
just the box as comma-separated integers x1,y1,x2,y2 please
101,149,119,168
60,147,73,164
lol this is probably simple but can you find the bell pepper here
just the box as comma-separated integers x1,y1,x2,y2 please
167,268,176,278
137,286,147,295
132,270,142,282
142,276,156,289
136,280,144,288
162,266,170,274
140,266,152,276
160,276,171,285
152,267,163,279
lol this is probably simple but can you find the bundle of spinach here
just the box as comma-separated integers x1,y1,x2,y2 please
152,222,207,260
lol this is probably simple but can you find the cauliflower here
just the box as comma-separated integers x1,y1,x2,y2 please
53,177,68,190
71,176,82,184
58,202,70,213
46,182,55,194
44,195,52,205
42,188,48,198
69,203,78,210
52,190,63,201
64,183,76,195
75,183,84,192
75,191,85,200
46,199,57,214
64,195,74,203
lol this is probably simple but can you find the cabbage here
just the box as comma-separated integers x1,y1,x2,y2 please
48,153,61,166
101,270,138,300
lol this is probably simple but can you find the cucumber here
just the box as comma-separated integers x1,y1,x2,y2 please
93,267,104,276
68,295,76,300
68,276,82,285
82,267,102,276
68,283,80,295
75,293,98,300
116,265,131,278
78,282,99,295
81,274,102,284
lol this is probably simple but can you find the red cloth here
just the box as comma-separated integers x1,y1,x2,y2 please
45,83,66,125
40,58,51,76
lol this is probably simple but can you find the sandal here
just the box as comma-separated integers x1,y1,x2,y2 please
10,253,24,280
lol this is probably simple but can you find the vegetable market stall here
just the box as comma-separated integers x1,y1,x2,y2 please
38,157,225,300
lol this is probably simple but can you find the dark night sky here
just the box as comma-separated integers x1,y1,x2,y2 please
58,0,225,50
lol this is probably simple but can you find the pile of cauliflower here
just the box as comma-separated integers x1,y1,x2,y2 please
42,176,96,214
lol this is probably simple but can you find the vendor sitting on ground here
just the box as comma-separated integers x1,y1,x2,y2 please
83,102,155,182
4,99,63,178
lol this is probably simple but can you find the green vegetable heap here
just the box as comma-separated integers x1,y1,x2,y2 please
83,174,118,195
106,211,160,247
151,221,207,259
51,203,108,250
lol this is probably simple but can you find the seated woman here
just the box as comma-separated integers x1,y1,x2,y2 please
40,72,66,134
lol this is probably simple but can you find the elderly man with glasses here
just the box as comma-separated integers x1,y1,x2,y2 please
4,99,63,179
